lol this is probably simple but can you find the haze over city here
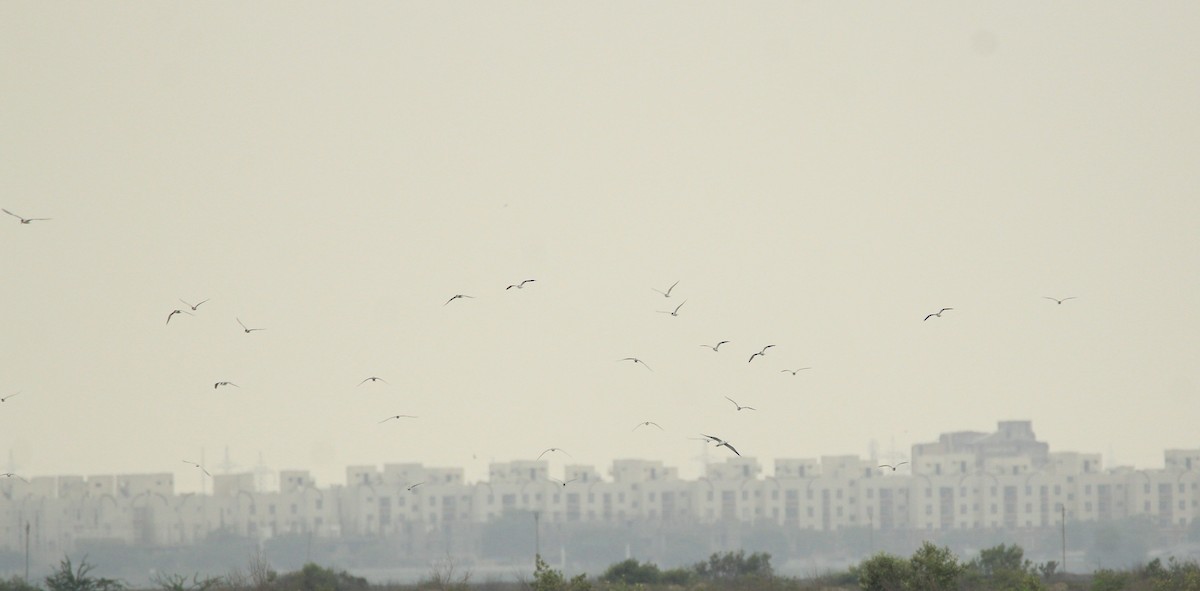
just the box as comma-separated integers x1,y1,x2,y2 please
1,2,1198,495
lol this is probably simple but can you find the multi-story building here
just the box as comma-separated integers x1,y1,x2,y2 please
2,421,1198,558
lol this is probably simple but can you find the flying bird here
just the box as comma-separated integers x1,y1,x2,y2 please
166,309,193,324
506,279,536,290
358,377,388,386
878,462,909,471
2,209,50,224
537,448,571,460
700,434,740,456
444,294,474,305
182,460,211,476
651,280,679,298
1043,296,1077,305
923,308,953,321
407,482,423,492
657,300,687,317
179,299,209,311
748,345,776,363
549,478,578,487
213,382,238,389
0,473,28,483
700,340,730,352
725,396,756,411
0,392,20,403
781,367,812,375
379,415,417,423
633,421,664,431
237,318,265,333
619,357,653,371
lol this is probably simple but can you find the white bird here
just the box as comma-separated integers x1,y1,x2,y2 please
0,392,20,403
0,473,28,483
700,434,740,456
923,308,953,321
166,309,193,324
2,209,50,224
725,396,756,411
781,367,812,375
549,478,578,487
618,357,653,371
237,318,265,333
657,300,687,317
748,345,776,363
651,280,679,298
407,482,423,492
700,340,730,352
506,279,536,290
633,421,664,431
879,462,909,471
358,377,388,386
379,415,417,423
182,460,211,476
444,294,474,305
1043,296,1077,305
179,299,209,311
537,448,571,460
213,382,238,389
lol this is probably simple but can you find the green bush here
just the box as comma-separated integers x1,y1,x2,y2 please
692,551,773,580
150,573,221,591
532,555,591,591
907,542,963,591
600,559,661,585
857,552,910,591
43,557,123,591
1090,568,1130,591
0,576,41,591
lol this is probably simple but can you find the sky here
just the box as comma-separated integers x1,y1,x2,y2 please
1,2,1198,494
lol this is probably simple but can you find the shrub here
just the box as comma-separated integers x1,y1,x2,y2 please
600,560,660,585
44,557,123,591
272,563,368,591
532,555,591,591
856,552,910,591
692,551,773,580
150,573,221,591
0,576,40,591
907,542,963,591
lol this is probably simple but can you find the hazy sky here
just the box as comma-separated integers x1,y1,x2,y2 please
2,2,1198,493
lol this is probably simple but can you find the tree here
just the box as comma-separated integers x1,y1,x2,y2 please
531,555,591,591
857,552,910,591
600,559,660,585
907,542,962,591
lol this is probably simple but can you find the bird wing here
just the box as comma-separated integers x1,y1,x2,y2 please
666,280,679,295
674,300,686,313
720,442,740,456
1,209,19,219
923,314,935,321
724,396,738,406
896,461,908,466
195,299,209,307
521,279,535,286
748,353,760,362
1061,297,1077,301
763,345,776,351
700,434,722,443
743,406,757,411
237,318,248,329
941,308,954,313
649,422,663,430
716,341,728,349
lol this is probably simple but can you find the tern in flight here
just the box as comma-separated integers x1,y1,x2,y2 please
633,421,664,431
213,382,238,389
748,345,776,363
652,280,680,298
444,294,474,305
700,434,740,456
537,448,571,460
407,482,423,492
781,367,812,375
179,299,209,311
506,279,536,290
923,308,953,321
358,377,388,386
0,392,20,403
879,462,909,471
166,309,193,324
182,460,211,476
1044,296,1077,305
619,357,653,371
1,473,28,483
2,209,50,224
657,300,687,317
725,396,756,411
379,415,417,423
549,478,578,488
237,318,265,333
700,340,730,352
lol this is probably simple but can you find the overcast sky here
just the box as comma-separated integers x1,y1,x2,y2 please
2,2,1197,493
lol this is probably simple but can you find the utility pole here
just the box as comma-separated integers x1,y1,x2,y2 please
533,511,541,569
24,521,30,582
1059,504,1067,575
